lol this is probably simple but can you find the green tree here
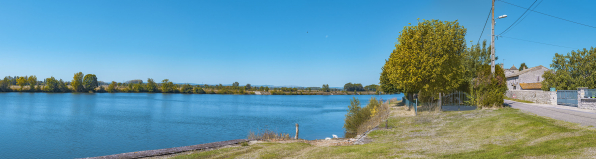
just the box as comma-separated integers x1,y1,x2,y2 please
59,79,70,92
44,77,60,92
344,82,365,91
107,81,117,93
462,40,494,82
132,83,144,93
181,84,193,94
83,74,98,92
322,84,330,92
28,75,37,91
519,62,528,71
264,86,270,92
146,78,157,93
72,72,84,92
16,76,28,91
245,83,252,90
161,79,174,93
364,84,379,91
193,86,206,94
381,19,466,94
541,47,596,90
0,77,12,92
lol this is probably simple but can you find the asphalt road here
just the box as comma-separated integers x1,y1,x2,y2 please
505,100,596,127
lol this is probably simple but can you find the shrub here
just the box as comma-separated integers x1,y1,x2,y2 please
469,64,507,108
356,99,389,135
247,128,291,141
344,97,375,135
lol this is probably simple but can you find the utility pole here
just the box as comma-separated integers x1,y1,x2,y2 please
491,0,495,76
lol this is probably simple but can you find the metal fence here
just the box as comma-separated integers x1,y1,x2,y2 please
401,91,477,114
557,90,578,107
441,91,476,111
585,89,596,98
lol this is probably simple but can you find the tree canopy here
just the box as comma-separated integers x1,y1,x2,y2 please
541,47,596,90
28,75,37,91
519,63,528,71
381,19,467,94
344,82,365,91
83,74,98,92
72,72,84,92
364,84,379,91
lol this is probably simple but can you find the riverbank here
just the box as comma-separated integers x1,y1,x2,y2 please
167,107,596,158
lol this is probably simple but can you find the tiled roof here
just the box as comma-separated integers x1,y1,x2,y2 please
506,65,548,78
510,65,517,70
519,83,542,90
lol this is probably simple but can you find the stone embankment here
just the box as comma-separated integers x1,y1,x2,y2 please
81,139,252,159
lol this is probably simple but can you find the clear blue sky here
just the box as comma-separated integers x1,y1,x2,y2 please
1,0,594,87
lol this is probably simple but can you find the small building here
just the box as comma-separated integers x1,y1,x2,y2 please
506,65,549,90
504,65,519,77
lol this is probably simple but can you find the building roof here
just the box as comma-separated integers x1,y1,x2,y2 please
509,65,517,70
506,65,548,78
519,83,542,90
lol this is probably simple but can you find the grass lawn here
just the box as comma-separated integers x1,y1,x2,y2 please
172,108,596,158
504,96,534,103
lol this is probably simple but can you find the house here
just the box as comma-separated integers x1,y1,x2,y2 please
506,65,549,90
504,65,519,77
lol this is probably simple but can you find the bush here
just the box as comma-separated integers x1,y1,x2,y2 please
344,97,382,135
469,64,507,108
247,129,291,141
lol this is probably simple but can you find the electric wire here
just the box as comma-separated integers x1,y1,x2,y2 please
498,0,596,29
478,7,493,43
501,0,543,35
499,36,576,49
498,0,537,36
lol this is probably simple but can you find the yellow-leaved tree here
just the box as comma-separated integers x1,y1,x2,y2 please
381,19,467,95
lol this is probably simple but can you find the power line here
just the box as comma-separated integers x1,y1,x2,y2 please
499,0,537,36
499,35,576,49
501,0,543,35
478,7,492,43
498,0,596,29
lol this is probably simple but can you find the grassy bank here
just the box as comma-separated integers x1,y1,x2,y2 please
172,108,596,158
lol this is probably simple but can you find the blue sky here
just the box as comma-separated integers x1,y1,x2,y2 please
1,0,594,87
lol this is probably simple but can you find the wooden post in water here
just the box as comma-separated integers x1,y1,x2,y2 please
295,123,299,139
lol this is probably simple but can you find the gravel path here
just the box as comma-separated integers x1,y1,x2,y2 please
506,99,596,127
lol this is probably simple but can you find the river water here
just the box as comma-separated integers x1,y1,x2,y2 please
0,93,403,159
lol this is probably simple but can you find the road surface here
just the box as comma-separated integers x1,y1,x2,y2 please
505,99,596,127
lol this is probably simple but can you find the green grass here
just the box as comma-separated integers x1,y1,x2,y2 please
505,96,534,103
172,108,596,158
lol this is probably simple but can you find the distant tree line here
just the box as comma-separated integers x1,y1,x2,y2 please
0,73,384,95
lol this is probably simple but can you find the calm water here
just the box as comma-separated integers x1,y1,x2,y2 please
0,93,403,159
